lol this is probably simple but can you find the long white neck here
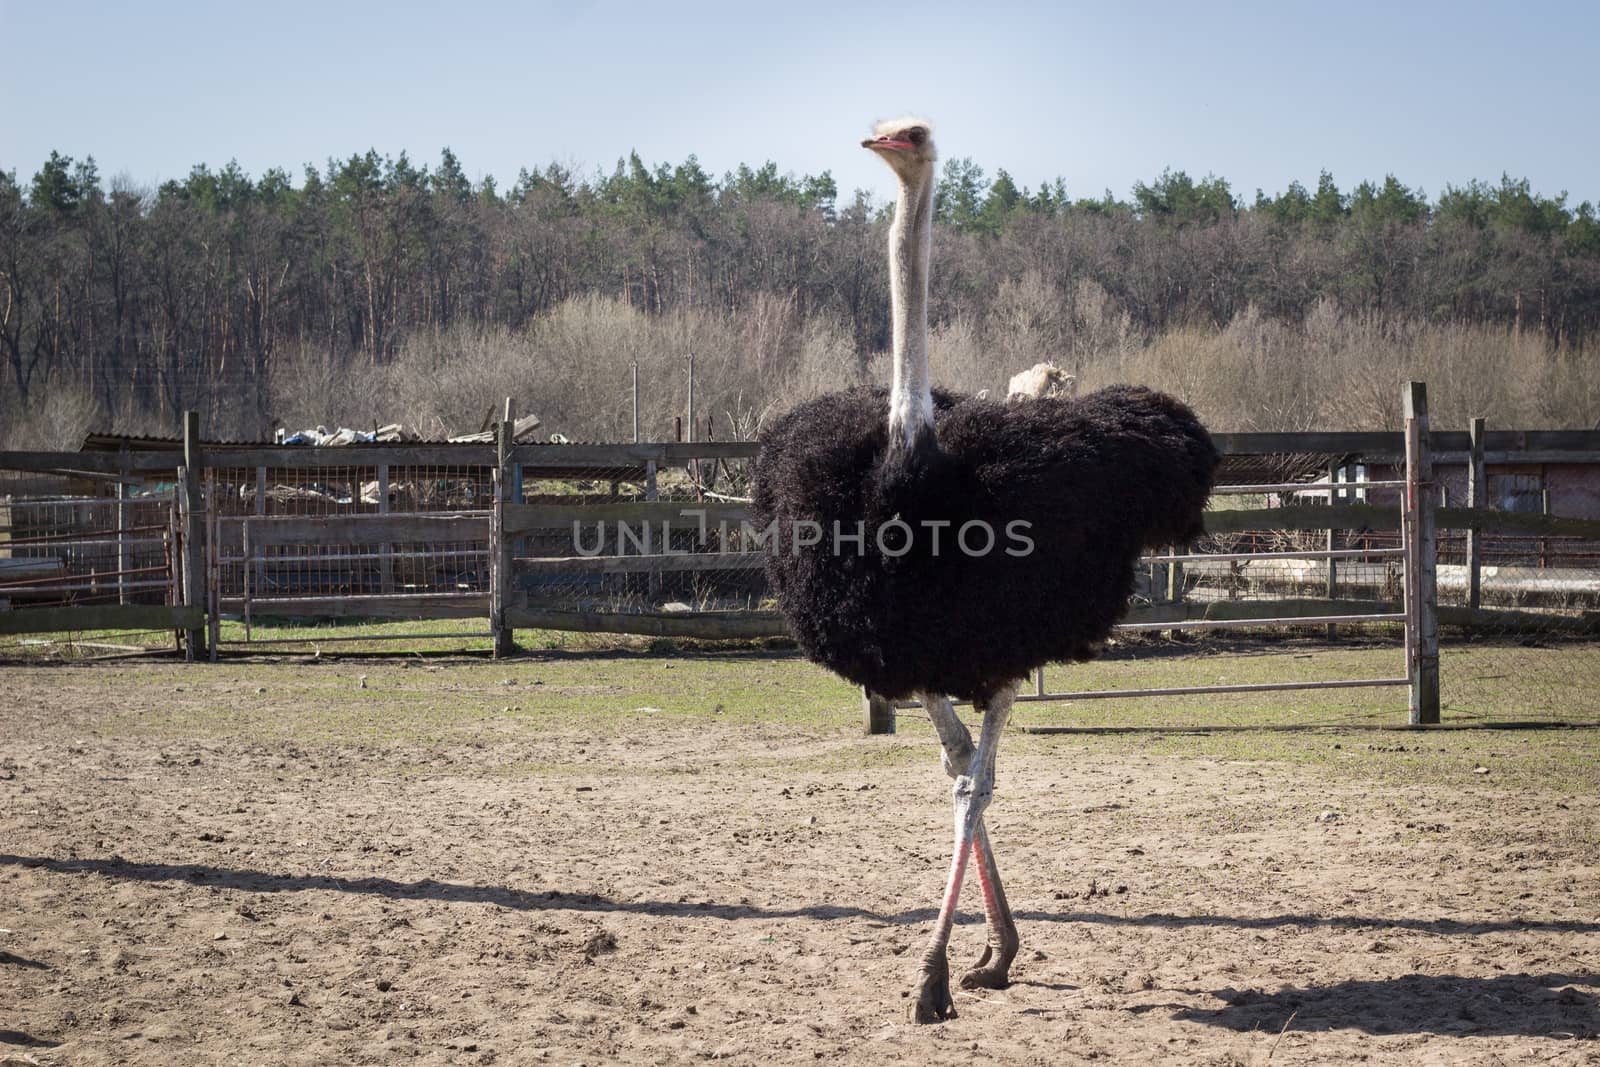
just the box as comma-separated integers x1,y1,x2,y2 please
887,164,935,452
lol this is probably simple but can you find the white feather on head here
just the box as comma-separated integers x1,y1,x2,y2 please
872,115,935,139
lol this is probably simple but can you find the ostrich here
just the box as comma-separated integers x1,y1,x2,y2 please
752,117,1218,1022
1007,361,1076,401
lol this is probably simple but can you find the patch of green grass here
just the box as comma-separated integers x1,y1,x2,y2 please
0,617,697,659
9,620,1597,795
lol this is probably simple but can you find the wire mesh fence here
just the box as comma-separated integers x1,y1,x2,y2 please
1435,521,1600,723
207,460,497,648
0,467,182,657
207,461,495,647
0,472,176,609
504,451,772,627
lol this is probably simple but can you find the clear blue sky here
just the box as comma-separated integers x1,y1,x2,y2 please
3,0,1597,207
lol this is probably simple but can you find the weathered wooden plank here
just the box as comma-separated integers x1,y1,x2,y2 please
510,443,664,466
661,441,761,462
518,551,764,576
1388,450,1600,466
1203,503,1401,534
1216,430,1600,457
0,603,203,635
0,558,65,579
8,428,1596,480
239,513,490,546
1209,432,1400,455
1479,450,1600,465
512,442,755,466
1435,605,1600,635
521,464,650,479
1433,429,1600,451
1404,382,1441,725
504,606,788,639
0,450,184,473
1122,597,1398,627
1437,508,1600,539
205,441,756,472
222,594,489,619
504,501,753,534
515,441,759,465
202,445,497,469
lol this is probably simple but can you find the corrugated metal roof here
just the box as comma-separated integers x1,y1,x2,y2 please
78,431,488,451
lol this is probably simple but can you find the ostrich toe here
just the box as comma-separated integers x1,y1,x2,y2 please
911,955,956,1023
960,940,1017,990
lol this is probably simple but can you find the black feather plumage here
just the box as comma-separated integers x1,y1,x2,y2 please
752,384,1219,704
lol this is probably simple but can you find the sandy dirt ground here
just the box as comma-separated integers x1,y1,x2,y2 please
2,659,1598,1066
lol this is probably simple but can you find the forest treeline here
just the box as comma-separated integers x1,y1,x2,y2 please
2,146,1597,448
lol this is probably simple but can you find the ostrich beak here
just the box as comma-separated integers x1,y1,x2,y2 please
863,136,915,151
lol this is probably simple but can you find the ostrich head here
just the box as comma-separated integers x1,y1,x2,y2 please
862,117,937,182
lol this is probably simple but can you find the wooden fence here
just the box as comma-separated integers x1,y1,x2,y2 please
3,388,1598,703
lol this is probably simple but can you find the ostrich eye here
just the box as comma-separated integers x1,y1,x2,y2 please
908,128,926,145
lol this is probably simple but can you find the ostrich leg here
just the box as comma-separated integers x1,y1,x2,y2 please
911,687,1016,1023
962,821,1019,989
921,693,1020,993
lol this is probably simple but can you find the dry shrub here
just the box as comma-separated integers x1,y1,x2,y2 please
255,291,1599,443
0,375,102,450
269,342,394,435
779,313,865,409
989,271,1071,373
925,314,995,397
1091,301,1600,433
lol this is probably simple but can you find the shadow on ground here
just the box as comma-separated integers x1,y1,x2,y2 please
8,854,1600,940
1154,973,1600,1039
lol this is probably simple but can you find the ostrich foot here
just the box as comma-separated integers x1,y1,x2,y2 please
910,955,956,1023
959,942,1017,990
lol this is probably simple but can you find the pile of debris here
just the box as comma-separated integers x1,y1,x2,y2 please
276,413,544,446
446,414,543,444
278,424,419,446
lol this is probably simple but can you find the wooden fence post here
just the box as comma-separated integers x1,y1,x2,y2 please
644,458,660,598
492,417,516,658
1539,488,1551,570
253,465,267,596
168,492,183,655
1403,382,1440,725
1466,417,1485,610
116,469,129,606
242,518,253,642
1165,542,1185,639
206,470,220,662
181,410,206,659
1326,462,1340,640
863,688,895,735
377,462,394,594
